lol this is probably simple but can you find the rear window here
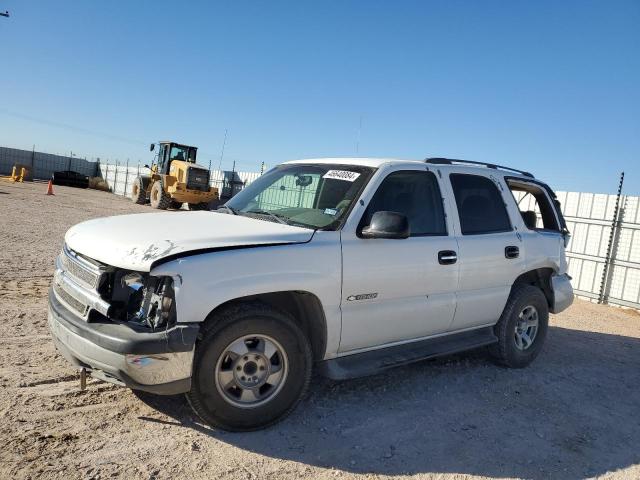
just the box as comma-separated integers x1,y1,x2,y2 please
450,174,512,235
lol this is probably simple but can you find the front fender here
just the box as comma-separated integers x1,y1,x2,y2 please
150,231,343,357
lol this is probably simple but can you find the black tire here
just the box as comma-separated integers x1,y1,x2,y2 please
131,177,147,204
149,180,171,210
490,284,549,368
186,303,312,431
188,202,209,211
170,200,183,210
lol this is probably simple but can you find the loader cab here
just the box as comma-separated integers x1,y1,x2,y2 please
154,142,198,175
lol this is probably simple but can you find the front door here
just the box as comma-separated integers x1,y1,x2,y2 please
339,167,460,353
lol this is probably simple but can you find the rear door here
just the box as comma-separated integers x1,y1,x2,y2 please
445,172,525,331
339,165,460,352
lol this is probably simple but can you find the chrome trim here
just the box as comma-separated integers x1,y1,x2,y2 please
54,255,111,318
53,281,88,317
62,244,106,289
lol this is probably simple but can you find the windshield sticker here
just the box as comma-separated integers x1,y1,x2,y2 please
324,208,338,216
323,170,361,182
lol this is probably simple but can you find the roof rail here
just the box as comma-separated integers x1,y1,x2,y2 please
425,157,534,178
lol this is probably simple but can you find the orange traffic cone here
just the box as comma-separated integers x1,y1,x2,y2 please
46,180,55,196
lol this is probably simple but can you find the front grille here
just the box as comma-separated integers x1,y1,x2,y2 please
186,168,210,192
61,246,101,288
53,282,88,317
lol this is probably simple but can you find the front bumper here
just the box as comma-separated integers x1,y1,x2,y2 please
48,288,199,394
550,273,574,314
167,183,219,203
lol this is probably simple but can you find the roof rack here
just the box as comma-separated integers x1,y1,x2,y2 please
424,157,534,178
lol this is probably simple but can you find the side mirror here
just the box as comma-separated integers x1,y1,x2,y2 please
149,143,155,152
361,211,410,239
295,175,313,187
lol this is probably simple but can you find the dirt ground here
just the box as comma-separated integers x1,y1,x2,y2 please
1,180,639,480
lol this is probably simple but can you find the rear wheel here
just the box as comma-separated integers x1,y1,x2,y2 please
490,284,549,368
188,202,209,211
170,200,183,210
186,303,312,431
150,180,171,210
131,177,147,204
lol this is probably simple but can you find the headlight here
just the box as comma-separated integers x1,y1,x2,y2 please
125,275,176,330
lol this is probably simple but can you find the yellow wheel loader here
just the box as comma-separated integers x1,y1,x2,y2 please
131,141,219,210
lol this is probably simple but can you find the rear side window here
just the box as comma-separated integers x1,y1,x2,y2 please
450,174,512,235
506,179,561,232
361,170,447,236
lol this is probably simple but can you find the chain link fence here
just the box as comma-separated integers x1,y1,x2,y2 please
97,161,261,200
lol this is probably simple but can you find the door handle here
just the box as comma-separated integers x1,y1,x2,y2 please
505,246,519,259
438,250,457,265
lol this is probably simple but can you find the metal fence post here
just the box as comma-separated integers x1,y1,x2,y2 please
113,161,119,194
598,172,625,304
124,159,129,196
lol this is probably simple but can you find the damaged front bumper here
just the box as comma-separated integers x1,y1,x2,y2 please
48,288,199,394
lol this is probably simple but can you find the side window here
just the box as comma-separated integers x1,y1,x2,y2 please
450,174,512,235
507,180,560,232
361,170,447,236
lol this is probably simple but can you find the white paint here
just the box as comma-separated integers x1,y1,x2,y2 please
65,211,314,271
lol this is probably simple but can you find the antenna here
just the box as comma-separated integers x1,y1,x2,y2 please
216,129,228,172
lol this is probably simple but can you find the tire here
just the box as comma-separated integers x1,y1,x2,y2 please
170,200,183,210
131,177,147,204
188,202,209,211
186,303,312,431
149,180,171,210
490,284,549,368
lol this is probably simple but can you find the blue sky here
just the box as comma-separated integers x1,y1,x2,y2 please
1,1,638,194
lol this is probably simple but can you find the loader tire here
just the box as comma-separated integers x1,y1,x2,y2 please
131,177,147,204
150,180,171,210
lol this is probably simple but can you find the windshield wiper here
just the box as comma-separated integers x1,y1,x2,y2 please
245,209,289,225
217,205,238,215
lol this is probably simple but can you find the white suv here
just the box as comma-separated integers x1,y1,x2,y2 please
48,157,573,430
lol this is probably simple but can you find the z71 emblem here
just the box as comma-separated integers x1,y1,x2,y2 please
346,293,378,301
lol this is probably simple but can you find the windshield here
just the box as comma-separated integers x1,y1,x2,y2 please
170,145,196,163
225,163,374,230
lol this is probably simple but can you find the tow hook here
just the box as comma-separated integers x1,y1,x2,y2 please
79,367,87,391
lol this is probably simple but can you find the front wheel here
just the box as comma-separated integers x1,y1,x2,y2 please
186,303,312,431
490,284,549,368
149,180,171,209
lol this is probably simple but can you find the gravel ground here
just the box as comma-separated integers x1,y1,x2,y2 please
1,180,639,480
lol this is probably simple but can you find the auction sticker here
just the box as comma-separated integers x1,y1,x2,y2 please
323,170,361,182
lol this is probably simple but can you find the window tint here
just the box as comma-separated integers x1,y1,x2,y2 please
450,174,511,235
361,170,446,236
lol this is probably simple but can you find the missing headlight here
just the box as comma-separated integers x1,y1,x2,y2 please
129,276,176,330
109,271,176,330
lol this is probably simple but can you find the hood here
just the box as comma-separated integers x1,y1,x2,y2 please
64,211,314,271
